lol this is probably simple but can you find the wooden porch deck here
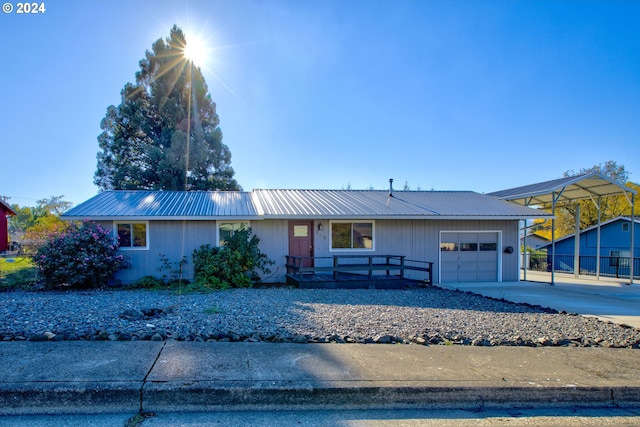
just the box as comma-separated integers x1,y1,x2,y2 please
285,255,433,289
286,273,421,289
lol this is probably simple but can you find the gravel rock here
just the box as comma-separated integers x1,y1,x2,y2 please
0,287,639,348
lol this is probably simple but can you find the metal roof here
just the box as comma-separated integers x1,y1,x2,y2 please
62,189,551,221
62,191,259,220
251,189,551,219
488,172,637,207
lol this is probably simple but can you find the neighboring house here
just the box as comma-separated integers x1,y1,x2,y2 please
0,199,17,253
61,189,550,284
539,217,639,261
521,232,550,250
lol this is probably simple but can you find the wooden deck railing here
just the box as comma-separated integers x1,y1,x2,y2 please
285,254,433,285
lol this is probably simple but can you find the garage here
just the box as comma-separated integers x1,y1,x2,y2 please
440,231,501,282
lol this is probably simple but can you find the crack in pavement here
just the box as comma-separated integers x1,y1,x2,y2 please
139,341,166,413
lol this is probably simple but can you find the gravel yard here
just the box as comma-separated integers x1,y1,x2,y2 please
1,287,639,348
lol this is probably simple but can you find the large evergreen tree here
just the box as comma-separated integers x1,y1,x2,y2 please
95,26,240,191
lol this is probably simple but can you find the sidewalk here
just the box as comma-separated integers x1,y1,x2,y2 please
0,341,638,415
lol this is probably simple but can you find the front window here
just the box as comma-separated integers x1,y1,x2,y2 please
115,222,148,250
330,221,374,250
219,222,248,245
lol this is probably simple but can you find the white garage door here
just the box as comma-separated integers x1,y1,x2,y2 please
440,232,499,282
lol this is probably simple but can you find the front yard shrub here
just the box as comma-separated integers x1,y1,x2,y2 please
192,245,250,290
223,227,274,281
131,275,165,289
33,221,124,289
158,253,188,285
192,227,274,290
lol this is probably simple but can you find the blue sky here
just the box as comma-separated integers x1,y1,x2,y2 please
2,0,639,207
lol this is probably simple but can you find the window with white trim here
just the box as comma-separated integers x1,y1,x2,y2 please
218,222,249,246
115,222,148,250
330,221,374,250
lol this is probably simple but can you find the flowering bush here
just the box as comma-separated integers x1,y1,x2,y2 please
33,221,125,289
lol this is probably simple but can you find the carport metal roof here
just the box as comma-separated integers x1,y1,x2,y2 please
487,172,636,207
488,171,636,285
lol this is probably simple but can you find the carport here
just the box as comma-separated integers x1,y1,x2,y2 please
489,172,636,285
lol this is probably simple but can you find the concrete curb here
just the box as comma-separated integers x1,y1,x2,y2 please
141,382,640,412
0,382,141,415
1,342,639,415
2,381,639,415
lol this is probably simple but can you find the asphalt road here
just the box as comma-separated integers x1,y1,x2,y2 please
2,407,640,427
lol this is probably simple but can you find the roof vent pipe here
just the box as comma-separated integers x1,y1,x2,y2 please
389,178,394,197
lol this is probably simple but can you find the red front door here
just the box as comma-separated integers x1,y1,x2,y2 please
288,221,314,267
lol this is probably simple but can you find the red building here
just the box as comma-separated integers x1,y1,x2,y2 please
0,199,16,252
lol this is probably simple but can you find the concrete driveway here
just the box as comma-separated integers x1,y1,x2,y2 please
437,271,640,328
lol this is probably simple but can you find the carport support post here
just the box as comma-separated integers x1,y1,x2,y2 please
551,192,556,286
522,220,527,282
574,204,580,278
549,188,567,286
630,193,635,285
596,197,601,280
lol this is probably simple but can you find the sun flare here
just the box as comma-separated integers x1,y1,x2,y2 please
182,35,208,67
